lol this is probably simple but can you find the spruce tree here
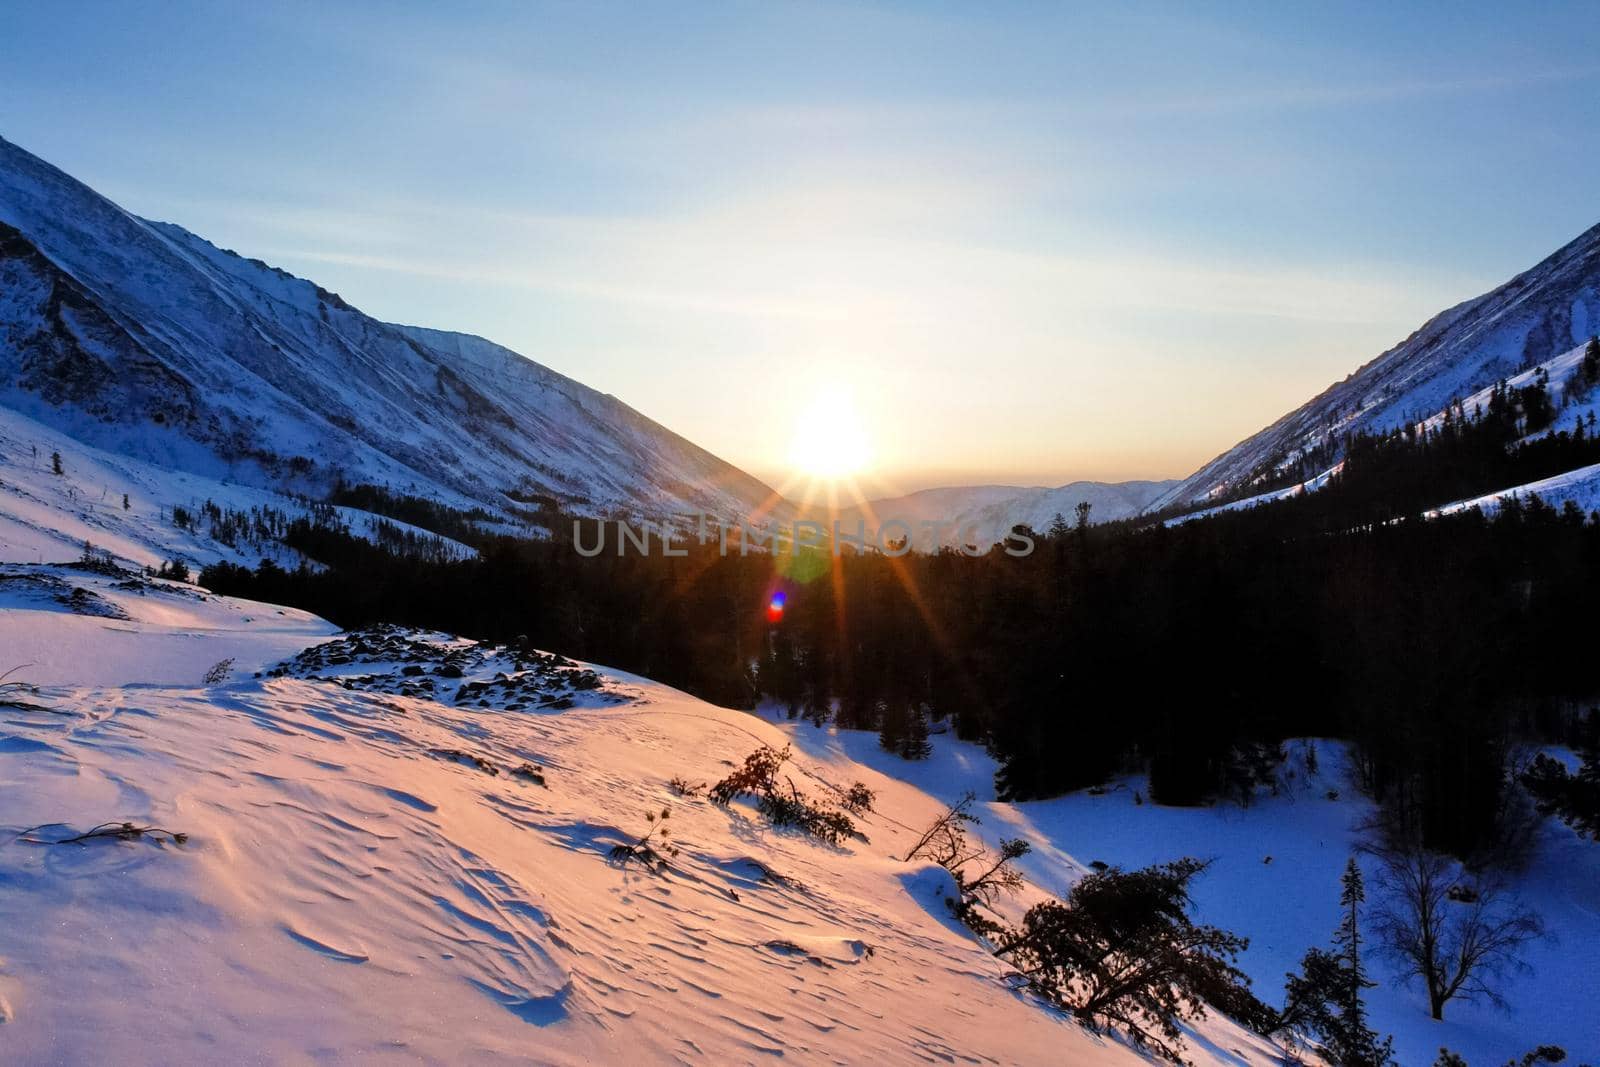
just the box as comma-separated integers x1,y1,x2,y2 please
51,450,63,476
1281,858,1393,1065
877,699,906,754
1334,859,1381,1058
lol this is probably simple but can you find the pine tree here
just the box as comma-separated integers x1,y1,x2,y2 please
898,704,932,760
51,450,63,476
1281,858,1393,1065
1585,335,1600,385
1334,859,1381,1057
877,699,905,754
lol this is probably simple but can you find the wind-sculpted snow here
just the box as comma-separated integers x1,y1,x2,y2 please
0,135,785,524
0,574,1298,1065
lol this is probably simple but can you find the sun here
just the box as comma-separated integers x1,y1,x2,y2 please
787,386,871,480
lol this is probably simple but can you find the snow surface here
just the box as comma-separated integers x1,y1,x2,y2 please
755,709,1600,1065
1430,460,1600,518
0,565,335,686
0,404,474,569
0,577,1301,1066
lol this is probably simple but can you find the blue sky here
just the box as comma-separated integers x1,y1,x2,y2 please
4,2,1599,490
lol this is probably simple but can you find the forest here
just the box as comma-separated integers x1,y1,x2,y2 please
201,384,1600,863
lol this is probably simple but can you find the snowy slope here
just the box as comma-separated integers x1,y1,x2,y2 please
0,404,473,569
0,575,1298,1066
0,134,785,524
1163,340,1600,526
756,710,1600,1066
1154,223,1600,512
818,479,1177,546
1430,460,1600,519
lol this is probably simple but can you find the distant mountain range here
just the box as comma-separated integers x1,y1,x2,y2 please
810,480,1177,547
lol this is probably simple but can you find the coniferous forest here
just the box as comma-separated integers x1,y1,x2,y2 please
203,393,1600,863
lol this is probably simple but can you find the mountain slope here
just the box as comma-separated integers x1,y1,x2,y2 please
1153,223,1600,512
0,134,784,524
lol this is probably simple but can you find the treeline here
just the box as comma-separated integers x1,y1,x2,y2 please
1298,375,1600,526
1165,343,1600,523
327,481,504,545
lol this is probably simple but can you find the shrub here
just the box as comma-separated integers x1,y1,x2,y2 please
905,793,1030,934
608,808,679,872
841,781,876,814
709,745,859,845
0,665,33,701
18,821,188,846
668,775,704,797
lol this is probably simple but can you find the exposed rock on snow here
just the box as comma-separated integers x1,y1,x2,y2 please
266,625,628,711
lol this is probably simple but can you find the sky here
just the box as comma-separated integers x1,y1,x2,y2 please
3,2,1600,492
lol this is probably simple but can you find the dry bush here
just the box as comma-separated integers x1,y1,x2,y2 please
709,745,859,845
609,807,680,873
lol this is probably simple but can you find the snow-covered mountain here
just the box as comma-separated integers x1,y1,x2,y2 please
818,479,1176,546
0,135,784,524
1153,222,1600,512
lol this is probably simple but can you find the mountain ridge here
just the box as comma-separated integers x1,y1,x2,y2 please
825,478,1177,545
0,134,786,525
1152,220,1600,512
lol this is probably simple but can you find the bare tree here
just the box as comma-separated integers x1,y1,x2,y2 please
905,792,1030,933
1364,836,1543,1020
